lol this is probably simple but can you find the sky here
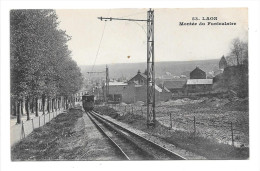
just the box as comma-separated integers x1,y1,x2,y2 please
56,8,248,66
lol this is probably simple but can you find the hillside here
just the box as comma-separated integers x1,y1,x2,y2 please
80,59,219,79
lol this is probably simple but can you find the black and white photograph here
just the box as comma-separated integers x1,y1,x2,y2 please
1,1,260,171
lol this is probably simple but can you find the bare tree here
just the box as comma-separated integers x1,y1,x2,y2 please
241,41,248,65
230,38,248,65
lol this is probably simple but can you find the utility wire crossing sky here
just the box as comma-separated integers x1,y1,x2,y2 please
56,8,248,66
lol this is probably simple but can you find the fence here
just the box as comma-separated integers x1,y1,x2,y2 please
11,108,64,147
166,114,248,146
107,103,147,117
106,104,248,147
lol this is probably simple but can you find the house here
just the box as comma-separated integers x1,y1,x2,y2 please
105,70,172,103
190,67,206,79
185,79,213,93
129,70,172,102
134,84,172,103
104,81,135,103
127,70,147,85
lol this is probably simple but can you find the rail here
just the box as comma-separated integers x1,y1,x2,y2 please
90,110,186,160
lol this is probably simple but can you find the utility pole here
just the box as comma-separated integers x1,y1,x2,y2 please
106,65,109,103
98,9,155,127
86,65,109,103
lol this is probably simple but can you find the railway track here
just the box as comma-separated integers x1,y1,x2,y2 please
86,111,186,160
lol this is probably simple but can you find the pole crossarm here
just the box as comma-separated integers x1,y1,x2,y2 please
97,9,155,127
87,71,105,74
86,67,109,103
98,17,148,22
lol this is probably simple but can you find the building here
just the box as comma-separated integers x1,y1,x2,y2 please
75,89,89,102
127,70,147,85
219,55,228,69
129,70,172,102
162,79,186,95
105,81,135,103
185,79,213,93
190,67,206,79
134,84,172,103
105,70,172,103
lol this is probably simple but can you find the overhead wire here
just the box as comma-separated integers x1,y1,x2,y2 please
91,9,147,72
91,21,107,72
132,21,147,34
91,9,111,72
119,10,147,34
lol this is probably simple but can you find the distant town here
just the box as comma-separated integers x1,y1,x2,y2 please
77,52,248,104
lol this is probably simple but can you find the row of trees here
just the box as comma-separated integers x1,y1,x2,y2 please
11,10,83,123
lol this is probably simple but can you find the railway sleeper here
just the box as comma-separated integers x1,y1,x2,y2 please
91,111,186,160
89,112,157,160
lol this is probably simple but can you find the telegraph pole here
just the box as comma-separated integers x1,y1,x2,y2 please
106,65,109,103
146,9,155,127
98,9,155,127
86,65,109,103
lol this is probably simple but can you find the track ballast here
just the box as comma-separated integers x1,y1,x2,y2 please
86,111,186,160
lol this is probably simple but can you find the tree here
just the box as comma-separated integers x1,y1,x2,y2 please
10,10,59,119
230,38,248,65
11,9,83,123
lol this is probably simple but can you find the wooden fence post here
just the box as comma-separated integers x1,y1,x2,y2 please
32,119,34,130
231,122,234,146
39,116,41,127
193,116,196,134
20,121,25,140
170,113,172,129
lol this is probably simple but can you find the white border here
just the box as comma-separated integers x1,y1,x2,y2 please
1,1,260,171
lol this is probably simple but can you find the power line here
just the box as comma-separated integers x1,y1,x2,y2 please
98,9,156,128
91,9,111,72
132,20,147,34
91,21,107,72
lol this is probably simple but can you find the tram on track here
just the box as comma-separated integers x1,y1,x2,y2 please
82,94,95,111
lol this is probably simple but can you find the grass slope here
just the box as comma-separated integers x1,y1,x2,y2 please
95,106,249,160
11,109,84,161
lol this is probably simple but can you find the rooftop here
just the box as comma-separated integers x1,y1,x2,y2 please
163,80,187,89
107,81,128,86
187,79,213,85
